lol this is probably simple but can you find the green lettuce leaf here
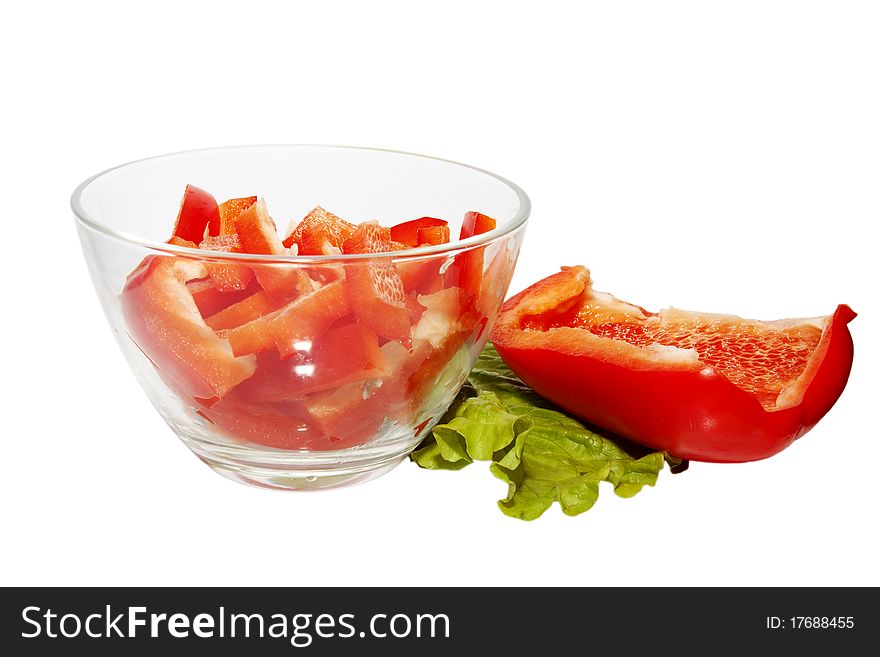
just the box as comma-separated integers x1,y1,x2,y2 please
411,344,686,520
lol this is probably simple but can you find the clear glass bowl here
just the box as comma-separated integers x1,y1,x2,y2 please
72,145,529,490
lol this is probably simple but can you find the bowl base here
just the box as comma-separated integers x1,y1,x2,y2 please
192,449,409,492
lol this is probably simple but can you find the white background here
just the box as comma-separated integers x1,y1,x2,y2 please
2,1,877,587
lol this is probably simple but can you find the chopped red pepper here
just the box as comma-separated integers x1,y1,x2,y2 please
199,394,327,450
283,206,355,254
460,211,496,239
343,223,414,345
234,323,388,402
417,224,451,246
122,249,256,403
204,290,286,331
234,199,312,299
390,217,448,247
224,312,278,357
198,234,254,292
270,279,351,359
171,185,220,243
445,211,497,300
122,184,499,451
215,196,257,235
186,278,258,318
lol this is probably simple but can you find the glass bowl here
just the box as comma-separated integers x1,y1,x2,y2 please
72,145,529,490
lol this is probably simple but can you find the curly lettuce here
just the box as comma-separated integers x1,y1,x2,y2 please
412,344,686,520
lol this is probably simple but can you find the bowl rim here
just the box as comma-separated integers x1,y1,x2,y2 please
71,144,531,262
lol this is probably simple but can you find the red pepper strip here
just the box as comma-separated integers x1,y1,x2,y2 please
204,290,287,331
225,279,350,358
215,196,257,236
445,211,497,301
187,278,258,318
198,393,328,450
234,199,312,300
390,217,448,247
198,234,254,292
342,223,414,346
303,341,412,443
416,224,451,246
171,185,220,244
121,245,256,402
283,206,355,253
233,323,388,403
224,312,278,358
269,279,352,359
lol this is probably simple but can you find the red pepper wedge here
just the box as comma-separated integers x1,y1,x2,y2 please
417,224,451,246
198,394,327,450
397,259,443,295
303,342,410,443
224,313,278,358
187,278,258,318
445,211,497,300
390,217,448,247
491,266,856,462
342,223,414,346
216,196,257,235
198,234,254,292
233,323,388,402
204,290,286,331
121,244,256,404
461,210,496,239
224,278,351,358
233,198,312,300
269,279,352,359
171,185,220,244
283,206,355,254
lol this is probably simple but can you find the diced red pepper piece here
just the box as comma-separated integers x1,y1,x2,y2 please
341,222,392,254
342,223,413,345
234,198,284,254
198,234,254,292
304,381,379,439
460,211,496,239
445,211,497,300
235,323,388,402
416,224,451,246
187,278,258,318
171,185,220,244
311,323,387,387
270,279,351,359
216,196,257,235
225,279,350,358
167,236,197,248
303,341,410,441
283,206,355,254
198,393,327,449
225,312,277,357
204,290,287,331
121,252,256,403
397,257,446,296
477,244,516,320
200,235,241,250
389,217,448,247
234,199,312,299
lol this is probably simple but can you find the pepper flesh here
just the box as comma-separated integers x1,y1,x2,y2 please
491,266,855,462
122,247,256,404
